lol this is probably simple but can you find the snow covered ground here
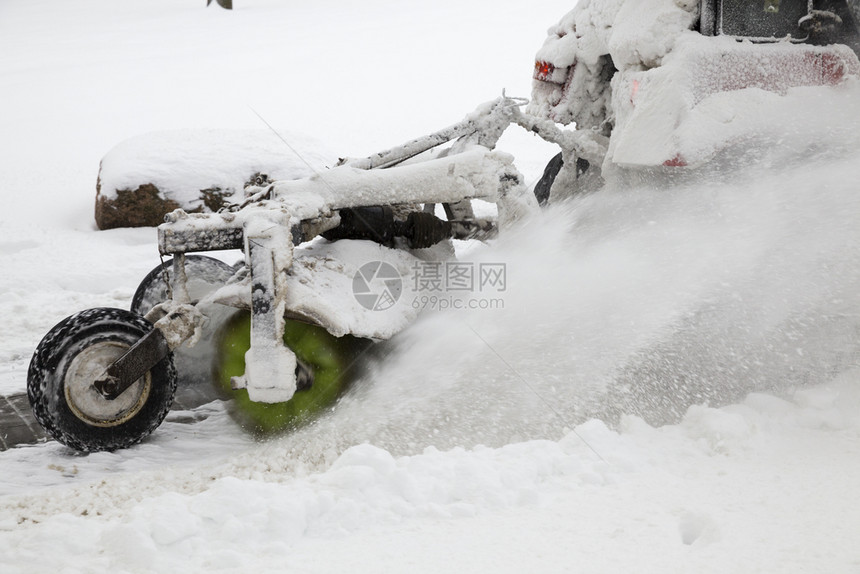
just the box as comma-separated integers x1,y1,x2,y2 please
2,1,860,572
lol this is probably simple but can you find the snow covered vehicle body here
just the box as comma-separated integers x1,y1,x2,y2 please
530,0,860,201
28,97,588,452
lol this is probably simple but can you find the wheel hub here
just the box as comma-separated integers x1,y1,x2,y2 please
64,341,151,427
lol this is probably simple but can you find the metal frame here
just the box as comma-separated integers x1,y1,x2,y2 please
95,96,597,406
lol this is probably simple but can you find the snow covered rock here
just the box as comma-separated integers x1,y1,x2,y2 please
95,129,335,230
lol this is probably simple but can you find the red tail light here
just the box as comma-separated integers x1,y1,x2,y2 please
534,61,554,80
534,61,568,84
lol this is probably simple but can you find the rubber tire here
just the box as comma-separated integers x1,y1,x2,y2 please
213,311,371,435
534,152,564,206
27,308,177,452
131,255,237,394
533,153,592,206
131,254,236,316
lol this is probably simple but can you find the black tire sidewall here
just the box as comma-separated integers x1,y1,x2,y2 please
28,308,177,452
130,255,237,394
534,152,564,206
131,254,235,316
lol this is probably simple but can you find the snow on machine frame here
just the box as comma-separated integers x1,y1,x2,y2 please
26,0,860,453
26,96,601,452
531,0,860,204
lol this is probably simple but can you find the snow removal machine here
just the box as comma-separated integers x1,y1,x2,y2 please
26,0,860,452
